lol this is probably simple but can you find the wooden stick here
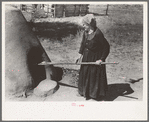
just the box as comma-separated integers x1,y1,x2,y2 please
38,61,119,65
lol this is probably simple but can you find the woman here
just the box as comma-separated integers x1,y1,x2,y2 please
77,14,110,101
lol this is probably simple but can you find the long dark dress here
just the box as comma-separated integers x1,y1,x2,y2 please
78,27,110,99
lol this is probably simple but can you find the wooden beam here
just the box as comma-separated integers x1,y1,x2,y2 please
38,61,119,65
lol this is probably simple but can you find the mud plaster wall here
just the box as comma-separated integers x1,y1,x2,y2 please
5,5,53,96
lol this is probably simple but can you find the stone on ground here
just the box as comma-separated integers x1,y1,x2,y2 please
33,79,58,97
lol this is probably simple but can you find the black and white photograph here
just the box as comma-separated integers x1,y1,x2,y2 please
2,1,148,121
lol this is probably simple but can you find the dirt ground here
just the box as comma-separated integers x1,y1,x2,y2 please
6,4,143,102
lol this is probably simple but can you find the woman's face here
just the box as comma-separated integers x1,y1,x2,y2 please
83,23,90,32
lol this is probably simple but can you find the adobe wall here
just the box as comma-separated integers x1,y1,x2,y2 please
5,5,53,96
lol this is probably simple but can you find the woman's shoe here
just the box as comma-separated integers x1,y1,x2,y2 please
76,93,83,97
86,97,91,100
96,96,105,101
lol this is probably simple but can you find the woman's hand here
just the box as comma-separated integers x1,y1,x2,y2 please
96,60,103,65
75,58,79,64
76,54,83,64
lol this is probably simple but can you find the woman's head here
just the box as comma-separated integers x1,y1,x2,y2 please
82,14,96,31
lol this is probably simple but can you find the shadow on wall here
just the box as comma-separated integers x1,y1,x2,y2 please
27,47,64,88
105,83,135,101
27,47,46,88
51,66,63,82
28,21,84,39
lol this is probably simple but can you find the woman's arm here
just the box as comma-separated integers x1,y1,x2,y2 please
78,32,85,55
100,37,110,61
78,54,83,63
96,29,110,62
